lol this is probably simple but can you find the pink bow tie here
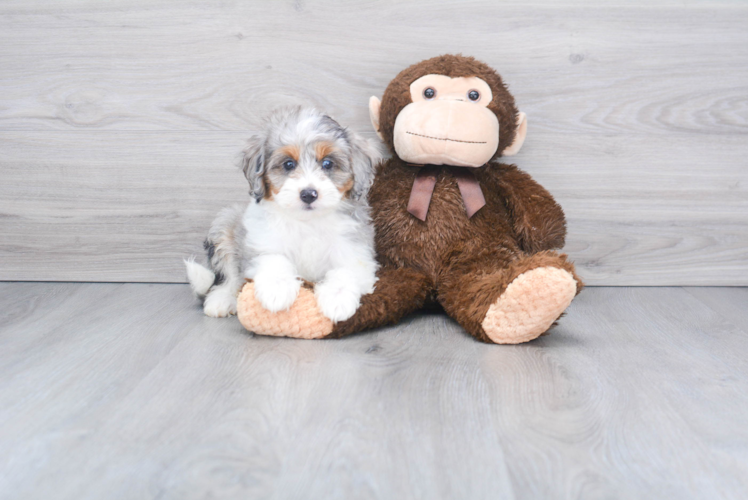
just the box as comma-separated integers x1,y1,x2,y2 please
406,165,486,222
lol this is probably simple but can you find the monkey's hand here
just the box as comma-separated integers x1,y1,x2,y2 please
495,164,567,253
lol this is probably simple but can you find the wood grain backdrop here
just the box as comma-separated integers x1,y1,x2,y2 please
1,0,747,284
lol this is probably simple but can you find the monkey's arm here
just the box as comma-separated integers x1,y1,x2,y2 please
237,265,432,339
493,164,567,253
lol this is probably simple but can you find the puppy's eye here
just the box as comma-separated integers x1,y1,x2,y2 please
468,90,480,101
282,160,296,171
321,159,334,170
423,87,435,99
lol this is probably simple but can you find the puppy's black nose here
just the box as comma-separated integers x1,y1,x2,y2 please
300,188,318,204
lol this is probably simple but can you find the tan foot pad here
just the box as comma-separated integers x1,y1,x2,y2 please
236,282,333,339
481,267,577,344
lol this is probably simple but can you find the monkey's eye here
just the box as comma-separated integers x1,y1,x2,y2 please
321,158,334,170
423,87,436,99
282,160,296,171
468,90,480,101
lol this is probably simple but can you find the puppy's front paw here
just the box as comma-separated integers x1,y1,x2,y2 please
253,275,301,313
314,281,361,323
203,289,237,318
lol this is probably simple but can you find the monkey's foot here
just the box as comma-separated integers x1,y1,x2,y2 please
237,282,333,339
481,267,577,344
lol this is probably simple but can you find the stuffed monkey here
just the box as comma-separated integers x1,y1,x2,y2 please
237,54,582,344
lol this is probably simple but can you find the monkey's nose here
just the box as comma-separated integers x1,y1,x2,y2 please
300,188,318,204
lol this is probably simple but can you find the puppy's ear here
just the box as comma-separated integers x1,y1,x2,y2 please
241,135,265,202
348,132,383,200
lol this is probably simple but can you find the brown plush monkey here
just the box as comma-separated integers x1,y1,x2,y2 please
237,54,582,344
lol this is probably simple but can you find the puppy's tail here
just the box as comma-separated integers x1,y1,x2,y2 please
184,257,215,298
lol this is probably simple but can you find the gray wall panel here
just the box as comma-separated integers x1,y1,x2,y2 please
1,1,746,283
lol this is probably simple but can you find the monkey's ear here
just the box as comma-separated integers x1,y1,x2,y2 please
369,96,384,141
241,135,265,202
502,112,527,157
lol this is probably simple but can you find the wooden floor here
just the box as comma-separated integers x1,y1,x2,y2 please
1,283,747,499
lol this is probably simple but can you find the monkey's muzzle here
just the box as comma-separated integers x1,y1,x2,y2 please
393,100,499,167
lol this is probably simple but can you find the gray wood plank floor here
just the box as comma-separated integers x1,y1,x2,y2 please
1,283,747,499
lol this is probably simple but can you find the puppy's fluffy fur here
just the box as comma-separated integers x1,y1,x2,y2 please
185,107,381,323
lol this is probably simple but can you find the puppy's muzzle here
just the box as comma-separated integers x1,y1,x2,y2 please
300,188,318,205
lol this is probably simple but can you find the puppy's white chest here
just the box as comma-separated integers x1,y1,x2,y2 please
285,228,334,282
244,205,349,283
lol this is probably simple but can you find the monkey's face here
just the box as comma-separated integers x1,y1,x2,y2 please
391,74,499,167
370,55,528,166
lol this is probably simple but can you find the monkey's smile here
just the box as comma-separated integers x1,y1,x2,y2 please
406,131,487,144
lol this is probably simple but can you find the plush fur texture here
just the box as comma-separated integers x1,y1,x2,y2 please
236,55,583,343
328,160,583,342
187,107,381,322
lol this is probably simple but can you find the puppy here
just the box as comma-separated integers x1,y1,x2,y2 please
185,107,381,323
